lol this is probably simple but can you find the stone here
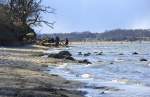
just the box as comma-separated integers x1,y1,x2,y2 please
110,62,114,64
84,53,91,56
97,52,103,55
48,51,75,61
58,51,72,57
133,52,138,55
78,52,82,55
140,58,148,61
78,59,92,64
119,53,124,55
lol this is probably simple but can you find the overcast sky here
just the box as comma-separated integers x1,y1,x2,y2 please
37,0,150,34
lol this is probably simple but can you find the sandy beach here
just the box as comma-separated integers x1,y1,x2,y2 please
0,45,85,97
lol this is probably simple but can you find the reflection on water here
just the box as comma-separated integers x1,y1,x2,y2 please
48,42,150,97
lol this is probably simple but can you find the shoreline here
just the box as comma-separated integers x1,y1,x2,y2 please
70,41,150,45
0,45,85,97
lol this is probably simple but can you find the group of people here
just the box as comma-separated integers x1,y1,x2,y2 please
48,36,69,47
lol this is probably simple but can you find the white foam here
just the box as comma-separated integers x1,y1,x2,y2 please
112,79,129,84
81,73,93,79
57,63,68,69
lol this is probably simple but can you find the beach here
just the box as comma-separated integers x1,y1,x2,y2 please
0,45,85,97
1,42,150,97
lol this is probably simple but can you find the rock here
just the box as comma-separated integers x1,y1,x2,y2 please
110,62,114,64
48,51,92,63
42,64,48,67
84,53,91,56
98,60,103,62
140,58,148,61
84,86,120,91
78,59,92,64
51,74,58,76
97,52,103,55
48,53,60,58
48,51,75,61
119,53,124,55
78,52,82,55
94,52,98,54
101,91,105,94
60,94,69,97
64,81,70,84
133,52,138,55
65,56,75,61
58,51,72,57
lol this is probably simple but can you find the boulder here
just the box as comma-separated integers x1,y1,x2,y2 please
110,62,114,64
119,53,124,55
59,51,72,57
94,52,98,54
84,53,91,56
97,52,103,55
78,59,92,64
48,51,75,61
132,52,138,55
140,58,148,61
78,52,82,55
48,51,92,64
65,56,75,61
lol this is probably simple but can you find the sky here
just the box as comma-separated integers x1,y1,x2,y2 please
37,0,150,34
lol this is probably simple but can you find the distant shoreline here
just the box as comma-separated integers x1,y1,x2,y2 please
70,41,150,45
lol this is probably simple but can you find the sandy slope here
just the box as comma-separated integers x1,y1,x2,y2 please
0,45,85,97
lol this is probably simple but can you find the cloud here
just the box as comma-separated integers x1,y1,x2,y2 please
39,0,150,33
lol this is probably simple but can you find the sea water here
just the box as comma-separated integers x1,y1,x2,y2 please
48,42,150,97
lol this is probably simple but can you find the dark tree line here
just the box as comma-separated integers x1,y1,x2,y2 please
39,29,150,41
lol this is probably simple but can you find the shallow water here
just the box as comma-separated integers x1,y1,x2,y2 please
48,42,150,97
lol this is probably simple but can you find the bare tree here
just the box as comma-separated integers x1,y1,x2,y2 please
7,0,55,29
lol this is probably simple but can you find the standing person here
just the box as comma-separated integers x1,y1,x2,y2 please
55,36,60,47
51,37,55,43
65,38,69,46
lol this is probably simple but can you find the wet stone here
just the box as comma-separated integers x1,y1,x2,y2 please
132,52,139,55
140,58,148,61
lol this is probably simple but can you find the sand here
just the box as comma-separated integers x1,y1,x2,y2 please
0,45,85,97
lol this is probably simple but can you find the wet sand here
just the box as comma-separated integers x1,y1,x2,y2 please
0,45,85,97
